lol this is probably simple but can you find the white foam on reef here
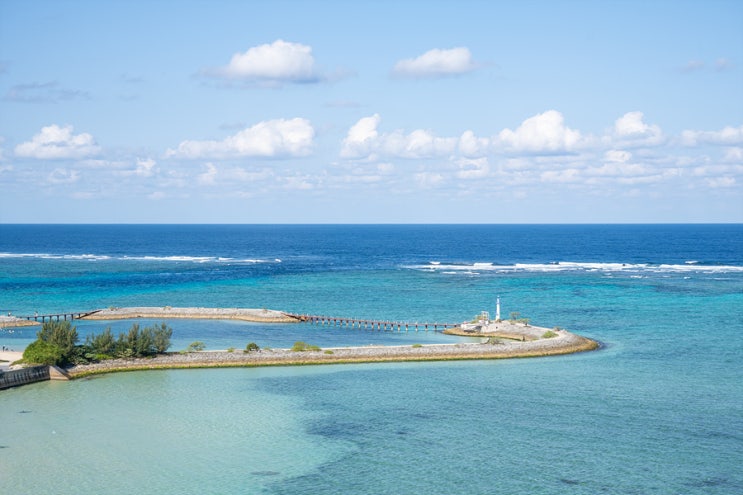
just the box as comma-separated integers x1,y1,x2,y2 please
0,252,280,264
409,261,743,273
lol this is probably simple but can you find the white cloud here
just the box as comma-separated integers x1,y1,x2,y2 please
723,147,743,162
208,40,319,83
458,130,490,156
15,124,101,159
47,168,80,184
135,158,156,177
705,177,736,188
540,168,581,183
455,157,490,179
612,112,664,146
393,47,477,78
604,150,632,163
341,114,457,159
414,171,444,188
497,110,582,153
196,162,274,186
681,125,743,146
341,114,381,159
167,118,314,159
198,163,218,185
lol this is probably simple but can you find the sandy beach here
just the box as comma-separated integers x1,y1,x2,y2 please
0,315,39,329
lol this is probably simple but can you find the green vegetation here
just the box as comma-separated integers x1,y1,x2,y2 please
291,341,320,352
186,341,206,352
227,347,235,353
244,342,260,353
23,339,65,365
412,343,423,348
542,330,558,339
21,320,173,366
323,350,334,355
509,312,530,326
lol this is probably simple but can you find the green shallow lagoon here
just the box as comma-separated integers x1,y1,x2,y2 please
1,225,742,493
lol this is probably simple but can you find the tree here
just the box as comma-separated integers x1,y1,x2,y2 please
86,327,116,356
37,320,78,358
152,323,173,354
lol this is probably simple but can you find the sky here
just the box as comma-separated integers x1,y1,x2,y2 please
0,0,741,223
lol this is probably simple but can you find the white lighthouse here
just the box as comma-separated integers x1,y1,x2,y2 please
495,296,501,321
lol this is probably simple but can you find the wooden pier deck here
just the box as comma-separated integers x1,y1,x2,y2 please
285,313,459,332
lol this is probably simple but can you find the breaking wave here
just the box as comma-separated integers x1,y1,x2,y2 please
410,261,743,274
0,252,280,264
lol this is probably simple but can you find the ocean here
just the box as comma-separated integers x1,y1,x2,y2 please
1,224,742,494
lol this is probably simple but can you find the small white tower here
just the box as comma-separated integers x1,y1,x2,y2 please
495,296,501,321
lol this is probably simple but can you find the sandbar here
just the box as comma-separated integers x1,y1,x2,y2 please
81,306,296,323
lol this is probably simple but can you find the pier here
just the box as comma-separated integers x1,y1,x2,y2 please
285,313,458,332
17,310,101,323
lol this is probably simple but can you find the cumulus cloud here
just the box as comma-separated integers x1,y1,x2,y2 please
392,47,477,78
206,40,320,84
167,118,314,159
612,111,664,147
458,130,490,157
341,114,381,159
681,125,743,146
497,110,582,153
15,124,101,159
340,114,457,159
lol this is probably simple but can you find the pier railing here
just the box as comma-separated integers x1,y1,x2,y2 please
284,313,459,332
15,310,101,323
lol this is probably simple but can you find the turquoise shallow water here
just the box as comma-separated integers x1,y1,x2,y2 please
1,225,742,493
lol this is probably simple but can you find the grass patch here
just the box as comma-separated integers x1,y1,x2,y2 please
291,341,321,352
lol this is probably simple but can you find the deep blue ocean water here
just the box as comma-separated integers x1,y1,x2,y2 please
1,224,742,494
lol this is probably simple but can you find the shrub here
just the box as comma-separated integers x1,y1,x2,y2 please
186,341,206,352
291,341,320,352
324,350,334,355
412,343,423,348
23,340,65,366
542,330,558,339
245,342,260,353
227,347,235,353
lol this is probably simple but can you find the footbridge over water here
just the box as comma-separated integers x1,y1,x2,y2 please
16,310,102,323
284,313,460,332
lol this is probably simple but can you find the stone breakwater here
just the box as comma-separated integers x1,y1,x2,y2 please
67,330,599,377
82,307,297,323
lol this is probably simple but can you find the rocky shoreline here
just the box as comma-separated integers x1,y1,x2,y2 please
81,306,297,323
67,329,599,377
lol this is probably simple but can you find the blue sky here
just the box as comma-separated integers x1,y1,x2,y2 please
1,0,741,223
